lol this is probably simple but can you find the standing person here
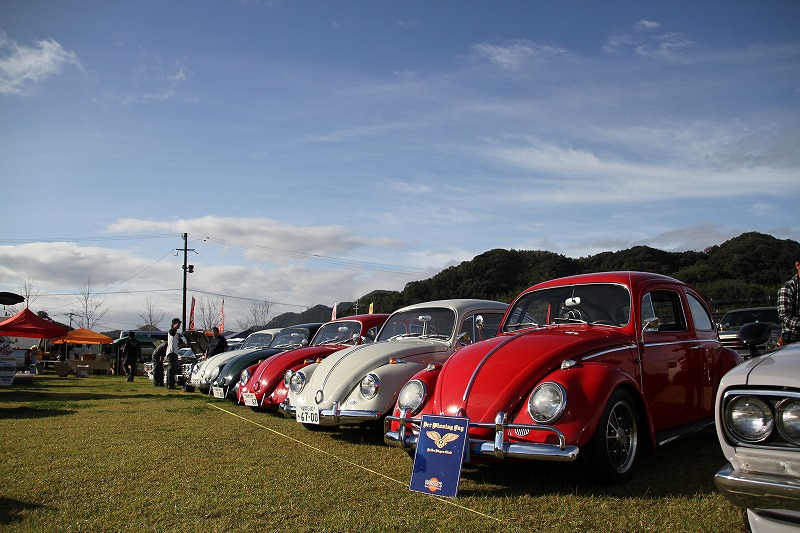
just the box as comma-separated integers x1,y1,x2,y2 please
165,318,182,389
778,250,800,346
151,341,166,387
207,327,228,357
122,332,141,382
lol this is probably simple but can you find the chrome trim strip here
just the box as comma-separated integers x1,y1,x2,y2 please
581,343,638,361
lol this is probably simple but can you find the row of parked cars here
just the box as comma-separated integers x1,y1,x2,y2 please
149,271,799,532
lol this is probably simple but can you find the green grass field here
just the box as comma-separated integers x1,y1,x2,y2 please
0,374,746,532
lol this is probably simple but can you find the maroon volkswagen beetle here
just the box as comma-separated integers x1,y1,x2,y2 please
237,314,390,410
385,271,742,483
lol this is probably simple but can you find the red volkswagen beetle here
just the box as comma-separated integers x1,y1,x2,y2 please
385,271,742,483
237,314,389,410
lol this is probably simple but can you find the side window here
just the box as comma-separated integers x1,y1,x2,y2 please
687,293,714,331
459,313,505,344
641,290,687,332
363,326,379,342
459,316,475,344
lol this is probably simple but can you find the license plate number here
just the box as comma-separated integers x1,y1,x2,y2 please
212,387,225,398
243,393,258,407
296,405,319,424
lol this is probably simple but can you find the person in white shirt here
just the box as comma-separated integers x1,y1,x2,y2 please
164,318,183,389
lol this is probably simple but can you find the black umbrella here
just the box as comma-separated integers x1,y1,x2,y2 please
0,292,24,306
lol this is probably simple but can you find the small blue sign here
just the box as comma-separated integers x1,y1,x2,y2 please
409,415,469,498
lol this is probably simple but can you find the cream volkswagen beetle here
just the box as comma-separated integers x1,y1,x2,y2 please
280,299,508,428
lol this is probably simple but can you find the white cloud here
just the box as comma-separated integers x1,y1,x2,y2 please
472,39,568,71
0,32,81,96
603,21,697,62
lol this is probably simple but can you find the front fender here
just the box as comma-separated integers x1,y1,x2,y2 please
341,361,427,418
389,364,443,420
506,362,652,450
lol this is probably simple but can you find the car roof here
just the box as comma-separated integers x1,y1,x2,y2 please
528,271,683,292
393,299,508,314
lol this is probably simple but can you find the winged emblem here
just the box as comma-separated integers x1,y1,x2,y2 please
426,431,460,449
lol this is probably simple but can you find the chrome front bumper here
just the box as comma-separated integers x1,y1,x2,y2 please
384,410,579,462
279,400,382,426
715,464,800,514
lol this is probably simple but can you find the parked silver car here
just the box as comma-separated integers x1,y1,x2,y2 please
714,324,800,532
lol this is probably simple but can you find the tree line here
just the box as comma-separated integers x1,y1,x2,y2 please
267,231,799,327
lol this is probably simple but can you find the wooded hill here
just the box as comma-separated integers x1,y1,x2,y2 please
266,231,799,327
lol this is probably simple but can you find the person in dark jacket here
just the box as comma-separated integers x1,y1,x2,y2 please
207,327,228,357
151,341,167,387
122,332,141,382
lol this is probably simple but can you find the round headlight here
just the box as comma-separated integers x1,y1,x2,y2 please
528,382,567,424
777,398,800,445
397,380,426,414
240,369,251,384
360,373,380,400
289,371,306,394
726,396,773,443
209,366,220,381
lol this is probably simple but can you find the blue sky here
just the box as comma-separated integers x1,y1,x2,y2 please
1,0,799,333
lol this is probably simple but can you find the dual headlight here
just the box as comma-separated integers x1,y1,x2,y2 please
723,392,800,446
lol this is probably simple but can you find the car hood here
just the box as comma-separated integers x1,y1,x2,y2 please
731,344,800,388
183,330,209,357
432,325,634,420
303,338,452,405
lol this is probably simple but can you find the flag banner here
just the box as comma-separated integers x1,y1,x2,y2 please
368,302,374,314
219,299,225,332
331,302,337,320
189,296,196,330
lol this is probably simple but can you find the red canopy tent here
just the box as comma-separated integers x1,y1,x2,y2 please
0,308,69,338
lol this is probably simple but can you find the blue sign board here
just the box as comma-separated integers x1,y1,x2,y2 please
409,415,469,498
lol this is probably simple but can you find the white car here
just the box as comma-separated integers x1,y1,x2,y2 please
187,328,281,393
281,299,507,428
714,323,800,532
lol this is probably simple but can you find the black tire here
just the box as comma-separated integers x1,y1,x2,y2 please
586,389,640,484
183,385,195,393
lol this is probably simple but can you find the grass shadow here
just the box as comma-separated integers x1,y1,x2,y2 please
0,406,76,419
0,497,51,525
434,427,726,500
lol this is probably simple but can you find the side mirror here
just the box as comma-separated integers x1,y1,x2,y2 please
642,317,660,333
738,322,771,360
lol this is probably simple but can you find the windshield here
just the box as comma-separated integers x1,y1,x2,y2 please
503,283,631,332
311,321,362,346
270,328,310,348
720,308,780,329
376,307,456,342
241,333,274,350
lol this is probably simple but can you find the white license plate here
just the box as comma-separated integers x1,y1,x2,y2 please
212,387,225,398
296,404,319,424
243,393,258,407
